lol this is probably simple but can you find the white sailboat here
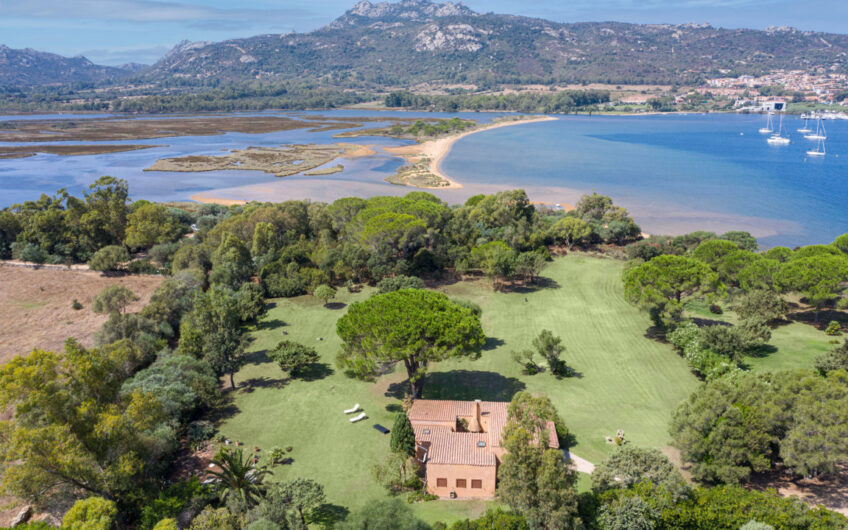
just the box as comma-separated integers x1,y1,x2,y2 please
807,136,826,157
797,117,812,133
759,112,774,134
804,117,827,141
767,113,790,145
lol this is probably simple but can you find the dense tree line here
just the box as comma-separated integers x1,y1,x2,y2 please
0,81,372,113
624,231,848,377
670,369,848,484
384,90,611,113
622,228,848,492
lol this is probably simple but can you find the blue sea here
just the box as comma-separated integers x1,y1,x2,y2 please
1,110,845,247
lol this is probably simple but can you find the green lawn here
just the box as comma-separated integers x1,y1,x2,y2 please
684,299,835,372
217,254,827,525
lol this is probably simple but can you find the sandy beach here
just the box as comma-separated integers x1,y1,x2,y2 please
384,115,558,188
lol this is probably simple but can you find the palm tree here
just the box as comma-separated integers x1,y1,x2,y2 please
206,448,270,507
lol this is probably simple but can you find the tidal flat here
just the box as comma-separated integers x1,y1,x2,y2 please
0,115,358,143
0,144,160,159
146,143,372,177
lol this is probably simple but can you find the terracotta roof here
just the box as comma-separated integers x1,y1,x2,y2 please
409,400,560,468
414,425,496,466
408,400,509,447
545,420,560,449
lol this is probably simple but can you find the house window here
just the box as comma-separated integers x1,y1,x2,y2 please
436,478,447,487
456,479,467,488
471,479,482,489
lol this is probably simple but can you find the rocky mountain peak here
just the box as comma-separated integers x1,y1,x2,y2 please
337,0,475,26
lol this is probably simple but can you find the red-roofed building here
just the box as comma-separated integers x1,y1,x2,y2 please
408,399,559,499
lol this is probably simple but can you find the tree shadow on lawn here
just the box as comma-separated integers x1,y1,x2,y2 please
743,344,779,360
243,348,270,366
255,318,286,331
324,302,347,310
690,318,732,328
499,276,561,294
298,362,334,382
238,376,289,393
309,503,350,527
483,337,505,351
207,398,241,427
643,325,669,342
386,370,526,401
788,308,847,328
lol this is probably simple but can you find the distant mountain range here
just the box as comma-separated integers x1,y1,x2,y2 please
0,45,141,87
3,0,848,88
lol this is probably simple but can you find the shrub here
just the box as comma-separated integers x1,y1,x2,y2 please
668,322,742,379
88,245,130,272
407,490,439,503
377,275,425,293
267,447,287,465
92,285,138,315
709,303,723,314
814,340,848,375
63,497,117,530
128,259,159,274
72,298,83,310
265,273,306,298
268,340,319,377
314,284,337,306
13,242,48,264
734,290,788,323
825,321,842,336
512,349,540,375
149,242,181,266
390,413,416,456
533,329,574,377
187,420,216,442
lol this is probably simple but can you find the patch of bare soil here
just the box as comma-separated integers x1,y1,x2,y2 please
0,265,163,362
171,440,218,483
749,466,848,515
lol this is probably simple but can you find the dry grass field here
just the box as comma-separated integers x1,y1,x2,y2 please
0,266,163,362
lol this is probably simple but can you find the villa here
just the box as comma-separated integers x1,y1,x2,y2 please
408,399,559,499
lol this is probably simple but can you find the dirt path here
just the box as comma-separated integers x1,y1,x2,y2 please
564,450,596,474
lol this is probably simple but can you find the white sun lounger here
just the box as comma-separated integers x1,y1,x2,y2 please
349,412,367,423
344,403,360,414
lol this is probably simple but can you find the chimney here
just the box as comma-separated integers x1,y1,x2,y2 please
468,399,482,433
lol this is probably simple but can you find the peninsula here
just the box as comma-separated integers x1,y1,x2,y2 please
384,115,558,188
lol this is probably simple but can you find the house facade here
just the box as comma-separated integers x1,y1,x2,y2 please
407,399,558,500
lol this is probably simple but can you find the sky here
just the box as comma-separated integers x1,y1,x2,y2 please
1,0,846,66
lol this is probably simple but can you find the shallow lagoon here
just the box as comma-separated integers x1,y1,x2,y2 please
1,110,845,247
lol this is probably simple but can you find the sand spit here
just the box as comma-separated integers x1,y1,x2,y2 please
384,115,557,188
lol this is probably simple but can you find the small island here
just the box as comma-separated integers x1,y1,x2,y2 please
145,143,373,177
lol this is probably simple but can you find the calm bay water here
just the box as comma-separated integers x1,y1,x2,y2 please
1,110,845,247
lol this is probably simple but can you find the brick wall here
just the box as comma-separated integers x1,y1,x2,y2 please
425,463,496,499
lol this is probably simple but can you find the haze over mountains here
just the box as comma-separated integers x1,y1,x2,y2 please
2,0,848,87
